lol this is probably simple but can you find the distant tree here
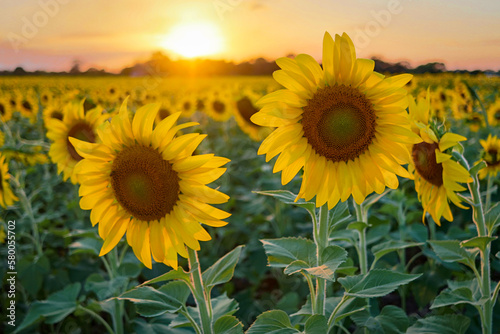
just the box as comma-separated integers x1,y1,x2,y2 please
413,62,446,74
13,67,26,75
69,60,81,74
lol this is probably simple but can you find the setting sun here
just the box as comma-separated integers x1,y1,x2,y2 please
160,22,224,58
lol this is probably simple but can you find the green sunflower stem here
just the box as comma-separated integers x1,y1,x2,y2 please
11,177,43,256
187,247,213,334
313,203,330,315
106,250,124,334
468,166,492,334
353,200,368,274
485,174,493,210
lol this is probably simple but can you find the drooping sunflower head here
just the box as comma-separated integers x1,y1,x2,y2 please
70,101,231,269
477,134,500,179
0,154,19,209
407,92,472,224
46,99,109,184
251,32,421,208
235,91,272,141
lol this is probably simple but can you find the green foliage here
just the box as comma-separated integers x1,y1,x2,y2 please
261,237,317,269
203,245,244,294
350,305,409,334
119,281,191,317
431,279,485,308
15,283,81,333
246,310,299,334
339,269,422,298
214,315,244,334
406,314,471,334
428,239,478,269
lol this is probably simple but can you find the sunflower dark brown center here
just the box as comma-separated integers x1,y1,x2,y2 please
66,122,96,161
484,149,499,167
159,108,170,120
412,142,443,186
22,101,32,111
197,99,205,111
495,109,500,120
237,97,259,126
110,145,179,221
301,85,376,162
83,100,96,113
51,111,63,120
183,101,191,111
213,101,225,113
0,103,5,115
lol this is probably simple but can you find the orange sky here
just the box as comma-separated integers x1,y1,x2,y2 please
1,0,499,72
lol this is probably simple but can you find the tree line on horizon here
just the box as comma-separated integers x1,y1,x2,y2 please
1,51,498,76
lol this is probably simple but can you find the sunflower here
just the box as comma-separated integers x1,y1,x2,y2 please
477,134,500,179
155,99,174,125
205,91,233,122
487,98,500,127
407,92,471,224
251,32,421,208
176,92,197,118
42,101,65,127
234,90,271,141
70,102,230,269
47,100,108,184
0,154,18,209
0,95,14,122
18,90,39,123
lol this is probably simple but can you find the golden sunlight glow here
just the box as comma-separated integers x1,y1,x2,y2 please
161,22,224,58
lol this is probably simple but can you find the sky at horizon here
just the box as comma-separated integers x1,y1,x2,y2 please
0,0,499,73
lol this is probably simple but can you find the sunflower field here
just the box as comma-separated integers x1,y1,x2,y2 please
1,33,500,334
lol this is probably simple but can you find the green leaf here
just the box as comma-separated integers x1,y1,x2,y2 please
170,293,239,328
428,240,478,268
496,251,500,260
85,273,129,300
339,269,421,298
117,262,142,278
431,279,484,308
485,202,500,233
140,267,191,286
68,237,102,256
253,190,316,219
303,246,347,281
119,281,190,317
283,260,310,275
213,315,244,334
15,283,81,333
328,201,351,233
469,160,486,177
261,237,316,268
406,314,470,334
246,310,299,334
203,245,244,293
304,314,328,334
18,255,50,297
292,296,366,324
461,236,497,252
347,221,370,233
371,240,423,267
350,305,409,334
